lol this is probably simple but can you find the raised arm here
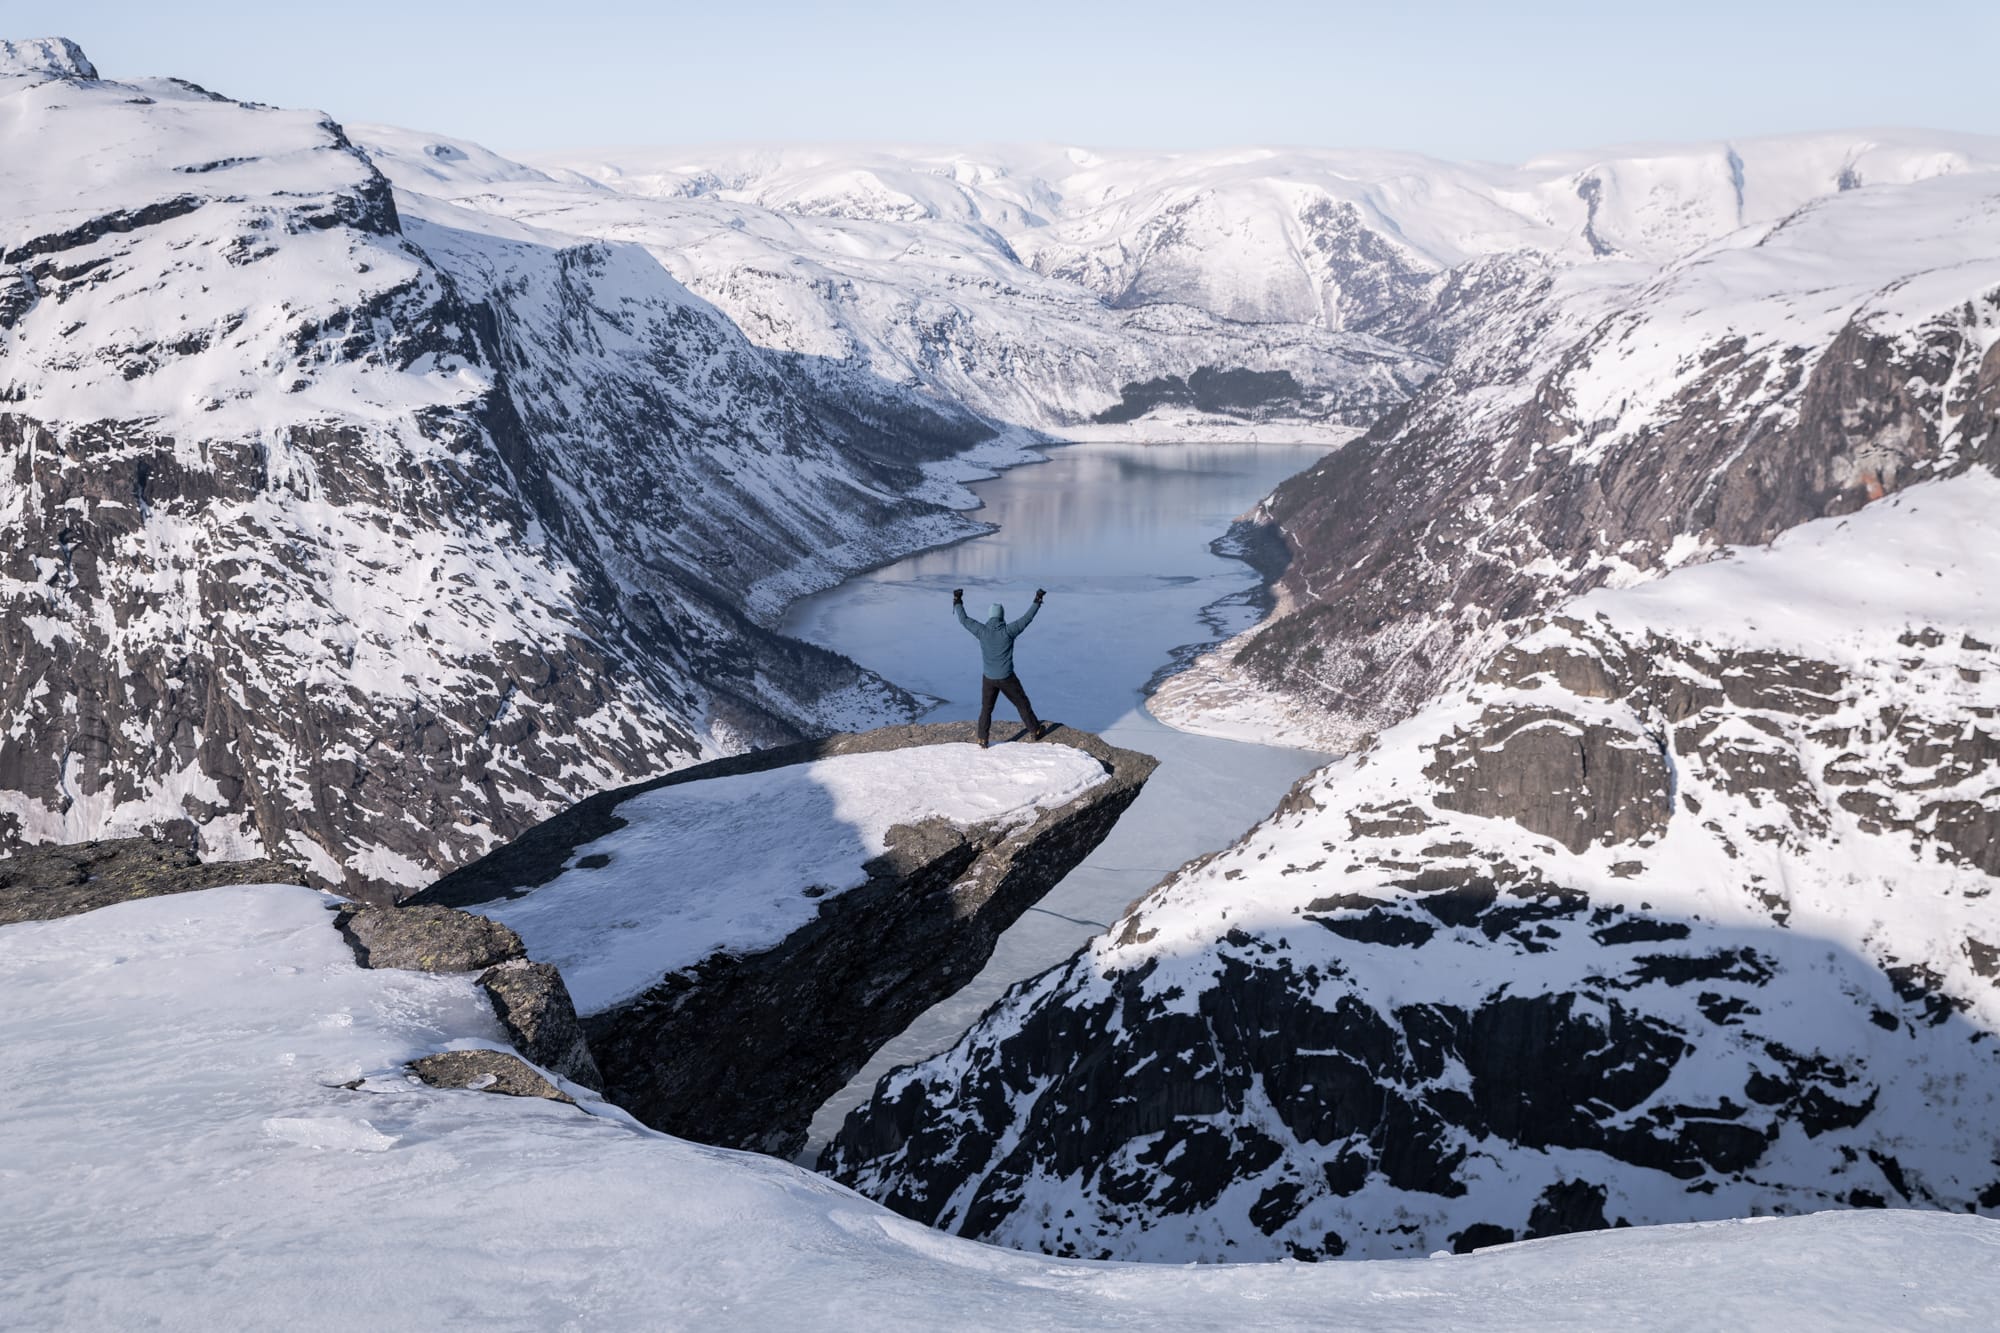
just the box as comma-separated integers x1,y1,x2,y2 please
954,594,977,634
1006,595,1042,638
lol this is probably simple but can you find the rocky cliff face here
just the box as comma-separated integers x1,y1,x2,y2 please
415,721,1156,1157
1153,172,2000,749
0,45,1021,896
825,477,2000,1259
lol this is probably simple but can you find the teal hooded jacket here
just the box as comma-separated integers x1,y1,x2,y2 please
955,599,1040,679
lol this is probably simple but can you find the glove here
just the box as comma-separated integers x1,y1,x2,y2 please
952,588,963,602
1034,588,1046,602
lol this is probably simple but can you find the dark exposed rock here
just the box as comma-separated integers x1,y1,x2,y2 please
479,960,602,1091
1526,1180,1611,1238
0,836,304,925
1346,801,1438,838
418,721,1155,1159
1424,706,1672,852
2,195,208,265
1966,938,2000,982
1312,908,1435,947
1093,367,1317,426
1592,916,1692,946
408,1049,573,1103
1479,628,1624,697
333,903,524,973
1450,1222,1516,1253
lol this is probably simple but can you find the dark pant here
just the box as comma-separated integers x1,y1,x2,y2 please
977,674,1042,742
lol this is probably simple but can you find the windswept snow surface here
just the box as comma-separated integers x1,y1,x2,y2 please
5,886,2000,1330
485,744,1109,1013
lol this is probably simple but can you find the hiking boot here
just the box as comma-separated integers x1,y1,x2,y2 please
978,738,989,749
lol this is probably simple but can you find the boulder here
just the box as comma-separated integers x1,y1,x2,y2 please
408,1050,572,1103
333,903,523,973
479,960,601,1091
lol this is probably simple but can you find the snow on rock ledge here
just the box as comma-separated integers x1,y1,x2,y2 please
414,720,1157,1157
477,740,1111,1010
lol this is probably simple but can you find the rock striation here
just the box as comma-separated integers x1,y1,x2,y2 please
415,721,1156,1158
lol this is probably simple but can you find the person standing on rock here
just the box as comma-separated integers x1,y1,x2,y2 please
954,587,1053,748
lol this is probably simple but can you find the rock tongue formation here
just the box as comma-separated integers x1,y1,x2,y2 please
0,41,1005,896
415,722,1157,1158
825,479,2000,1260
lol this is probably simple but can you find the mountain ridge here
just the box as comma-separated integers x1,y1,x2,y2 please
0,42,1038,893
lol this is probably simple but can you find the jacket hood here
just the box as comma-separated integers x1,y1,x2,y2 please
986,603,1005,623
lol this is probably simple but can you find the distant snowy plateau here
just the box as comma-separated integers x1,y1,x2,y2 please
5,28,2000,1320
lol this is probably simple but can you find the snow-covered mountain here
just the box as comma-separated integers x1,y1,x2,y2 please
341,129,2000,455
819,130,2000,1261
0,39,1030,894
534,134,2000,324
9,29,1996,901
1152,158,2000,750
356,131,1435,441
6,21,2000,1308
773,132,2000,1264
827,473,2000,1259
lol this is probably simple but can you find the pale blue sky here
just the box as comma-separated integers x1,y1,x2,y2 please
17,1,1998,161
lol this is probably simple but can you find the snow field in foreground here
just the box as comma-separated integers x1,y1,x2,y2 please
485,743,1111,1013
3,886,1998,1330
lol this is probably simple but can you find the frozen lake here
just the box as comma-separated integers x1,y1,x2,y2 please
782,440,1334,1158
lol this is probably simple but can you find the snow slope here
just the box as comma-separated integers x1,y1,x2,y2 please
5,884,1999,1329
359,126,1432,441
1154,166,2000,750
541,132,2000,330
828,474,2000,1261
0,41,1035,892
484,743,1109,1012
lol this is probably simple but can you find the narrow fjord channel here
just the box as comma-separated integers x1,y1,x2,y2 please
782,440,1334,1160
